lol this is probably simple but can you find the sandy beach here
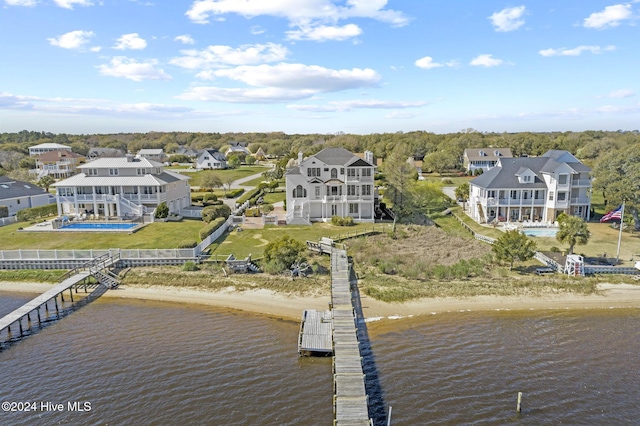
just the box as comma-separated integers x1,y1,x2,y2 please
2,281,640,321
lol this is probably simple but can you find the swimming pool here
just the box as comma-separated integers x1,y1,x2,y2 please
61,222,138,231
522,228,558,237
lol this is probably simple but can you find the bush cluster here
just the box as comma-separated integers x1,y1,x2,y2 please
331,216,355,226
177,240,198,248
154,202,169,219
181,261,199,271
202,204,231,223
237,186,265,205
199,217,227,240
17,204,58,222
224,188,245,198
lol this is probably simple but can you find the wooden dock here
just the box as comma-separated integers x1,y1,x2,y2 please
298,309,333,356
330,249,372,426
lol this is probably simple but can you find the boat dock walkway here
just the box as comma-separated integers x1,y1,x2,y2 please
330,249,371,426
0,252,121,345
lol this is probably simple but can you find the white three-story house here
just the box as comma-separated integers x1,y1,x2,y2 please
53,156,191,219
285,148,376,225
468,150,591,224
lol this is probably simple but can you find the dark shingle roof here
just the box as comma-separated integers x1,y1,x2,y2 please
0,176,48,201
313,147,374,166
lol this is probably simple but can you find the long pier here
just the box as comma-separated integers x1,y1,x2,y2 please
330,249,372,426
0,253,121,346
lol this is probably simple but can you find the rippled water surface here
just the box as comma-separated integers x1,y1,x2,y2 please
2,292,640,426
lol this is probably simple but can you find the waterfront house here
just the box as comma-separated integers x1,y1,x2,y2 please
52,155,191,218
195,149,227,170
463,148,512,174
468,150,591,224
285,148,376,225
31,150,85,179
0,176,51,216
137,149,166,163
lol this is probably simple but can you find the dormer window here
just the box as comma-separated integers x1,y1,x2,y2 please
479,150,486,156
494,150,501,156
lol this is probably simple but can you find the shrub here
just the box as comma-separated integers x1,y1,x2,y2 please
441,178,454,184
191,195,204,203
550,246,561,252
262,203,274,214
203,193,218,202
154,202,169,219
237,187,263,205
0,205,8,218
202,200,222,207
202,204,231,223
263,236,306,273
17,204,58,222
199,217,227,240
177,240,198,248
181,261,199,271
331,216,355,226
224,188,245,198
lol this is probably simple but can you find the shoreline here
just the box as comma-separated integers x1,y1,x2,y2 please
2,281,640,321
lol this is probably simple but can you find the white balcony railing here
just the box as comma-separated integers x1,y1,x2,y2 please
570,197,590,204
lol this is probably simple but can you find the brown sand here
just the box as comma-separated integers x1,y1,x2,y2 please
2,281,640,321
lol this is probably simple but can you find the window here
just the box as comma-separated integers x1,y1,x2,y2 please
307,167,320,177
549,192,554,201
348,185,358,196
349,203,359,214
487,190,496,198
16,199,20,204
362,185,371,196
558,174,568,185
510,190,518,199
87,168,97,176
109,168,118,176
347,168,356,177
293,185,307,198
137,168,144,175
535,190,542,199
331,168,338,179
340,168,344,175
557,192,566,201
315,187,320,198
523,175,531,182
362,168,372,177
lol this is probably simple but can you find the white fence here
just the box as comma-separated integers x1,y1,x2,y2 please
0,217,17,227
194,216,233,257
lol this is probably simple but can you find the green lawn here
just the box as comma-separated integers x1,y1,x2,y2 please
185,166,269,187
262,190,286,205
208,222,391,259
0,220,204,250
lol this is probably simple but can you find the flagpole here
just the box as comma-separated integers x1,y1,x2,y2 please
616,201,625,263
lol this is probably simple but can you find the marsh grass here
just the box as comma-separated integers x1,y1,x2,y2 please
0,269,67,283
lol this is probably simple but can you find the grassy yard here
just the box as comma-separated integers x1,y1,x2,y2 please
0,220,204,249
184,165,269,187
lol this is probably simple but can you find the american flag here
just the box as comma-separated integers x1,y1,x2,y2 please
600,205,623,222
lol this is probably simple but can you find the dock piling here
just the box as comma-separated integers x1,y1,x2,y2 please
517,392,523,412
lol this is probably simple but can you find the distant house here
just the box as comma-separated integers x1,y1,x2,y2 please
285,148,377,225
469,150,591,224
0,176,51,216
225,142,251,158
31,150,85,179
53,156,191,218
195,149,227,170
174,147,200,159
254,147,266,161
137,149,166,163
28,143,72,157
87,147,125,159
463,148,512,173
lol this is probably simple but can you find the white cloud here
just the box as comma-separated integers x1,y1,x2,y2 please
539,45,616,56
97,57,171,81
114,33,147,50
583,4,632,29
5,0,37,6
174,35,195,45
170,43,289,69
288,99,426,112
470,54,504,67
53,0,93,9
250,26,266,35
47,30,95,49
605,89,635,98
414,56,457,70
489,6,526,32
178,63,380,103
286,24,362,41
213,63,380,92
185,0,409,27
386,111,420,119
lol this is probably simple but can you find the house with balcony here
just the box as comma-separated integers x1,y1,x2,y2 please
29,143,72,157
468,150,591,224
52,156,191,219
285,148,377,225
463,148,512,173
31,150,85,179
195,149,227,170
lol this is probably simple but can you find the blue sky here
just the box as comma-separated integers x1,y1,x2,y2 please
1,0,639,135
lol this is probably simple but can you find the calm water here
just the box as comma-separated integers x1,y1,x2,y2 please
2,292,640,425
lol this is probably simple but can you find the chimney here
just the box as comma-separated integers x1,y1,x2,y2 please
126,153,134,162
298,151,303,165
364,150,374,165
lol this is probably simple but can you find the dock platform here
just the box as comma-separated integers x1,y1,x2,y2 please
298,309,333,356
